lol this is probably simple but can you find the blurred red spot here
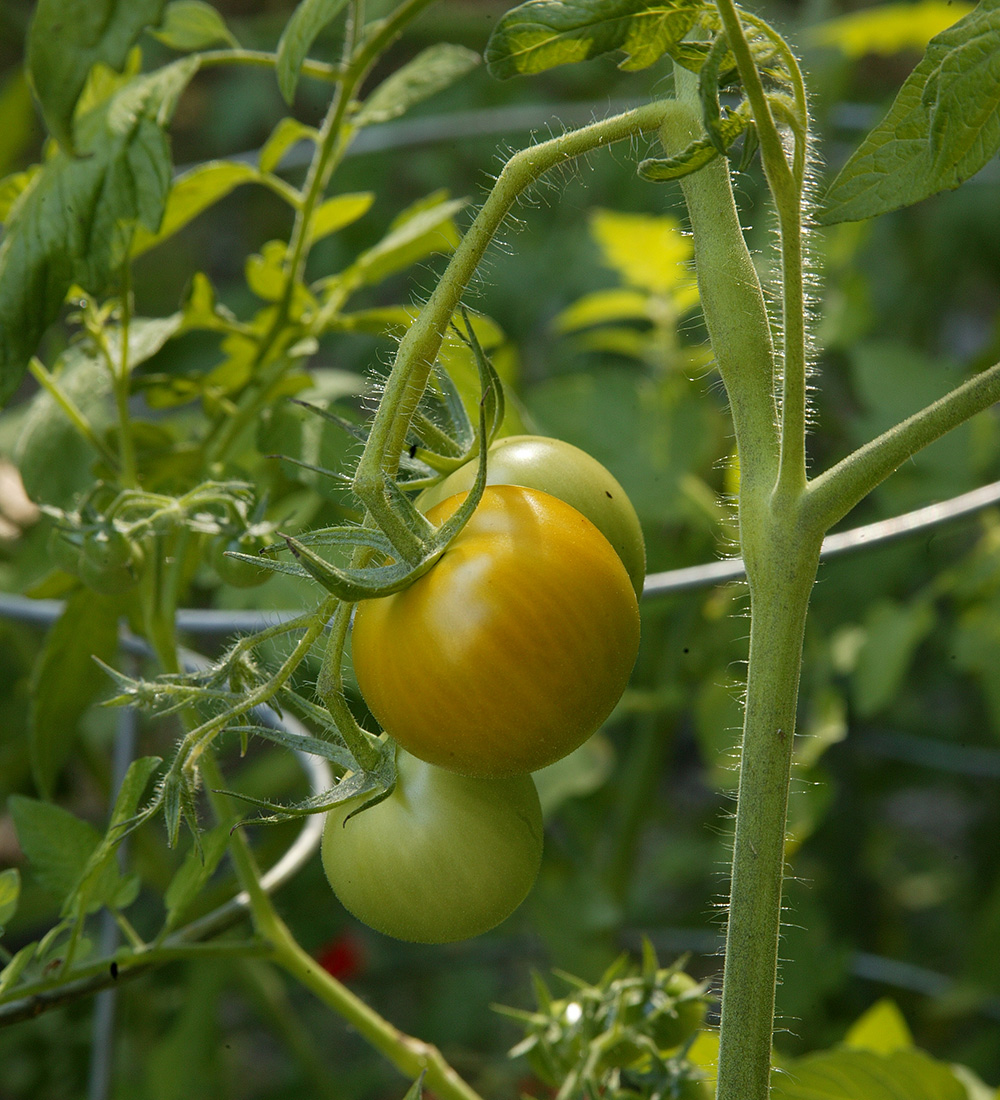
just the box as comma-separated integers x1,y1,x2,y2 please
317,931,365,981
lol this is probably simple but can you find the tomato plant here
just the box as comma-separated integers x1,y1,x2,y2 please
418,435,647,595
321,749,543,943
351,484,641,777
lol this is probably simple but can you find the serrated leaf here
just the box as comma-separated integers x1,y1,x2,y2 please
0,58,198,406
820,0,1000,223
132,160,261,257
771,1047,968,1100
306,192,376,247
26,0,169,151
844,998,914,1054
356,43,480,126
484,0,699,79
229,722,356,769
28,588,123,797
8,796,115,908
149,0,240,51
163,821,231,931
0,868,20,929
276,0,350,104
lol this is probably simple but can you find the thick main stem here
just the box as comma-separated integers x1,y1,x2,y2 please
716,518,820,1100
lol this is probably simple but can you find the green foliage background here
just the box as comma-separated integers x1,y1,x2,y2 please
1,0,1000,1097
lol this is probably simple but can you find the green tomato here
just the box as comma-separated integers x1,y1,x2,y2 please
77,527,143,595
211,535,272,588
628,971,707,1052
418,435,645,595
321,749,543,943
47,527,83,577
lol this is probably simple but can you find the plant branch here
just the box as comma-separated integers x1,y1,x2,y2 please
660,75,779,491
354,99,676,499
804,359,1000,534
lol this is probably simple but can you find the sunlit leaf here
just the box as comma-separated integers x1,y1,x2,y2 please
844,999,915,1054
771,1047,968,1100
809,1,975,59
485,0,700,78
820,0,1000,222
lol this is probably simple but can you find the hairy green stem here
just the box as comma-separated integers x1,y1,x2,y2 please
217,776,484,1100
204,0,439,466
355,99,675,498
716,505,821,1100
659,82,779,490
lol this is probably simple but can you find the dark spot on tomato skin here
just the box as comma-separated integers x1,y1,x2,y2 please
605,490,613,498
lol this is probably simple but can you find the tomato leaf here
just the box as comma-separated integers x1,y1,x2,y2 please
148,0,240,51
844,999,915,1054
163,822,231,932
0,869,21,933
7,796,112,909
0,58,197,407
26,0,169,151
770,1048,969,1100
819,0,1000,223
306,192,376,248
484,0,700,79
28,588,123,798
16,314,184,507
355,43,480,127
276,0,350,105
352,192,465,286
131,160,263,257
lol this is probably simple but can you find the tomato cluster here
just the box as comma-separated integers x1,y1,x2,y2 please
323,436,644,942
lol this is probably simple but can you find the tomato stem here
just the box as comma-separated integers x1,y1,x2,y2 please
353,99,677,507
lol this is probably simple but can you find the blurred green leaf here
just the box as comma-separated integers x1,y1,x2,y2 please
851,598,935,718
26,0,169,151
306,192,376,247
259,116,318,173
0,868,20,931
164,822,230,931
132,160,262,257
8,796,115,909
0,72,37,177
353,192,464,286
0,58,197,406
820,0,1000,222
276,0,350,105
28,587,123,796
844,998,914,1054
149,0,240,51
356,43,480,126
808,1,975,59
485,0,699,78
771,1047,968,1100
